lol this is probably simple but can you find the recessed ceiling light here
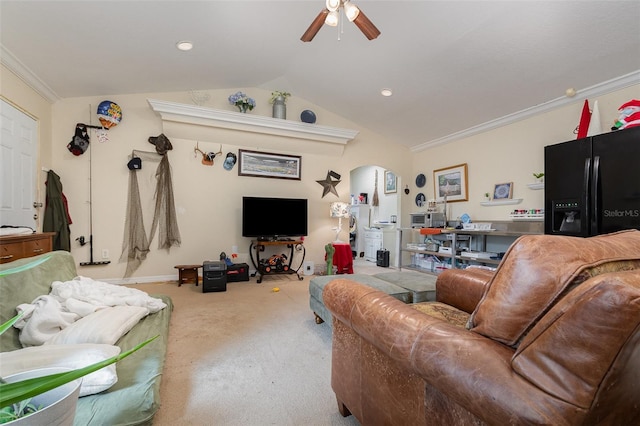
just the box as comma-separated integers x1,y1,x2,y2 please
176,41,193,51
381,88,393,97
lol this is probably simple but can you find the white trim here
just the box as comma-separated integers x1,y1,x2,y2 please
99,274,175,286
480,199,523,206
148,99,359,146
0,44,60,103
411,70,640,152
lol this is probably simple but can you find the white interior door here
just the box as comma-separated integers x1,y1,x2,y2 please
0,99,38,228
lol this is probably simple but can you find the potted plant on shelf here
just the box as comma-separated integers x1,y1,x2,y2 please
533,172,544,183
269,91,291,119
484,192,491,202
228,91,255,113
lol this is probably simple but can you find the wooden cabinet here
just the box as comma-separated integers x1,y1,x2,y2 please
0,232,55,264
364,229,383,262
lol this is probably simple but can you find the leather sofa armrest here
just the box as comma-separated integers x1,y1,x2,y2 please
323,279,579,424
436,268,493,313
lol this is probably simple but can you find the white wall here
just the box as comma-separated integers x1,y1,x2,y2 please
350,165,400,225
408,85,639,225
3,63,637,282
1,73,411,281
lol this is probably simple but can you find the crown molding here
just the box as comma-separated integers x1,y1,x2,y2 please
411,70,640,152
148,99,359,148
1,44,60,103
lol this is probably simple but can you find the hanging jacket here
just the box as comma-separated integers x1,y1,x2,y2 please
43,170,71,251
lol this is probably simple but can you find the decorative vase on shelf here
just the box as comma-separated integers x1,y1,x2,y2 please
272,96,286,119
228,91,255,114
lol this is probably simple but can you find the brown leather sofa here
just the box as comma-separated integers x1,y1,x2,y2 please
323,230,640,425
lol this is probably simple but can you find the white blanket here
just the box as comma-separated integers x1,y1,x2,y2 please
15,296,80,347
14,277,166,347
50,276,167,316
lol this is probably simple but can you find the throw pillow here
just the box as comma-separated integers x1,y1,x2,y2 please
0,343,120,396
45,305,148,346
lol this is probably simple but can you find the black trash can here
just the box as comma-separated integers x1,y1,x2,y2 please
376,249,390,267
203,260,227,292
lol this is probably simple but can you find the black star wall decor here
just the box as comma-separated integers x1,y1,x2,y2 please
316,170,341,198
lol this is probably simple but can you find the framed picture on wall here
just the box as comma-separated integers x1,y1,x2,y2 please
238,149,301,180
433,163,468,202
384,170,397,193
493,182,513,200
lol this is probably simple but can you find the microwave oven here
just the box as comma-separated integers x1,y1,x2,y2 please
410,212,445,228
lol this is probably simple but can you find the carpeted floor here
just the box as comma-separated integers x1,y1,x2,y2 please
130,267,376,426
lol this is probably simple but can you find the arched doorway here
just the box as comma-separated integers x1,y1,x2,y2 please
349,165,401,266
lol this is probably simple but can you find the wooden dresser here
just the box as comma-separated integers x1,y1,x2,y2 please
0,232,56,264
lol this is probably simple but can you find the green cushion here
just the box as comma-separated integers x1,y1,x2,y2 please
0,251,77,351
373,270,437,302
309,274,411,304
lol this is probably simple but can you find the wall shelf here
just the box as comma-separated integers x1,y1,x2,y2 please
527,182,544,190
480,199,523,206
510,213,544,221
147,99,359,154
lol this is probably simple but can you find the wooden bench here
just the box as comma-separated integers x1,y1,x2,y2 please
174,264,201,286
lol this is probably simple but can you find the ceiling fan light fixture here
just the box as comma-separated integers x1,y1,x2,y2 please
343,0,360,22
301,1,380,42
325,10,339,27
326,0,340,12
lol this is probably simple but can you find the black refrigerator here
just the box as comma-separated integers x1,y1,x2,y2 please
544,126,640,236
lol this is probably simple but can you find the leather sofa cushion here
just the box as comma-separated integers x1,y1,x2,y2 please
468,230,640,347
436,267,493,313
512,270,640,409
410,302,469,328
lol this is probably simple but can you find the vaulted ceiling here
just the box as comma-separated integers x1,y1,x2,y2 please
1,1,639,150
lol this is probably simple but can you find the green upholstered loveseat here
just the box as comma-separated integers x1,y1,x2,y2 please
0,251,173,425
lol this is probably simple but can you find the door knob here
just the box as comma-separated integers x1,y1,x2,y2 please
33,202,43,208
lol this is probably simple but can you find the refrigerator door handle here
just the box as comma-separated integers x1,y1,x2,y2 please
583,157,591,234
592,155,600,235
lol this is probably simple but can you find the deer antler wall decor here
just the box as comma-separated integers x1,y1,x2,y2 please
194,142,223,166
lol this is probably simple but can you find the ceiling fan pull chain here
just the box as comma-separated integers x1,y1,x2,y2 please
338,6,344,41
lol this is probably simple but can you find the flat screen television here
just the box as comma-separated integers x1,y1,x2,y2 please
242,196,308,240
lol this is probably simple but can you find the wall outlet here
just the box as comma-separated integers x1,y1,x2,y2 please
101,249,109,259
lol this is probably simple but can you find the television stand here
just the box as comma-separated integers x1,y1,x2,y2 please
249,239,306,283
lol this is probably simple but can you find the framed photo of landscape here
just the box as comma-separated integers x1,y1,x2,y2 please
238,150,301,180
433,163,468,202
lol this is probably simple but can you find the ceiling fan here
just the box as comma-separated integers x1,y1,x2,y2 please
301,0,381,42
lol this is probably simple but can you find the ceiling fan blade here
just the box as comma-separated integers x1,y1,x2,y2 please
301,9,329,42
353,9,381,40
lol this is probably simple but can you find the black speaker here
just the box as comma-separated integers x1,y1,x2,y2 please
376,249,389,267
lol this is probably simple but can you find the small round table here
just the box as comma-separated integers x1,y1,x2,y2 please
174,264,201,287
